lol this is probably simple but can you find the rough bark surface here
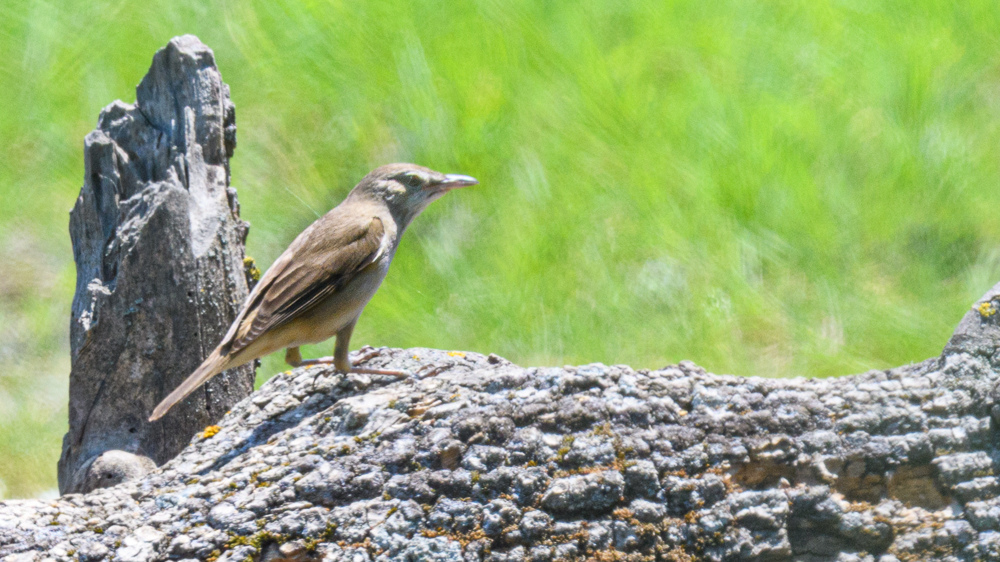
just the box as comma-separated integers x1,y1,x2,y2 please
1,284,998,560
59,35,256,495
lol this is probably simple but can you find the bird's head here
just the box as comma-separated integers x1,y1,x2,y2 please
348,163,478,226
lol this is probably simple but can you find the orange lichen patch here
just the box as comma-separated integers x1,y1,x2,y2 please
552,465,613,478
337,537,374,553
200,425,221,439
706,466,740,494
589,550,628,561
664,546,695,562
447,351,466,358
612,508,634,520
420,527,487,548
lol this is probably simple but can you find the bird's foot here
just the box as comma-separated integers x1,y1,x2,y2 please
350,346,381,365
348,346,411,378
294,348,411,378
350,366,412,378
413,363,449,380
290,356,338,392
296,346,380,368
297,356,335,367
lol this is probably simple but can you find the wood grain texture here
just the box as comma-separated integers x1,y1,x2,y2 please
59,35,256,494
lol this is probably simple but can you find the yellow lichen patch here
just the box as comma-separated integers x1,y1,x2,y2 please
243,256,262,282
977,301,997,318
447,351,465,358
412,355,420,360
200,425,221,439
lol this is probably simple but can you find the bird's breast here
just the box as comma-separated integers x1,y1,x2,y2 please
292,255,393,344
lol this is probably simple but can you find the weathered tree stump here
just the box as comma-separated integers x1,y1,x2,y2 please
59,35,256,494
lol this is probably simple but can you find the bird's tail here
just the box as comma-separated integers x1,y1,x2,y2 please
149,349,230,421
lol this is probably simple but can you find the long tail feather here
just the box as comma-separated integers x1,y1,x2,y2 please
149,350,230,421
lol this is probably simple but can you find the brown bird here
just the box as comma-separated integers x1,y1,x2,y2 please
149,163,477,421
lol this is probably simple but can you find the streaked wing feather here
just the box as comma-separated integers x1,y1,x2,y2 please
225,216,385,356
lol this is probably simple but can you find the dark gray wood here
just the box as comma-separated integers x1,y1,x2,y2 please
58,35,256,494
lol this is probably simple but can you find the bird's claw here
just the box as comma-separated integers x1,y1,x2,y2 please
298,347,440,382
350,366,411,378
350,346,381,366
347,347,416,379
413,363,448,380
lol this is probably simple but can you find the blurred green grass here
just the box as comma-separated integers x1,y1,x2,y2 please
2,0,1000,498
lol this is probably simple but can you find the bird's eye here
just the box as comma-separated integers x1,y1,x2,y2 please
403,175,422,188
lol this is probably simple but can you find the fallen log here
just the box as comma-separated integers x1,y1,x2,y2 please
2,283,999,560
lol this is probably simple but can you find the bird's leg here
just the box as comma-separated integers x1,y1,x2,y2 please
285,347,304,367
292,356,336,366
283,326,410,378
335,321,410,378
287,346,336,367
285,346,329,389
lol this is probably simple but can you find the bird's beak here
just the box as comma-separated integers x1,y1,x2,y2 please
439,174,479,190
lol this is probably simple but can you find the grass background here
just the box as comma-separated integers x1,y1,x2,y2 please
2,0,1000,498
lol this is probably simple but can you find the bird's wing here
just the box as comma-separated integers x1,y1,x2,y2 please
221,215,387,357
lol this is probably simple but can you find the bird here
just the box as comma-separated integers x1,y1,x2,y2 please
149,163,478,421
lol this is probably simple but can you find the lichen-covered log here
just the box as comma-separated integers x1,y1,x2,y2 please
2,284,998,560
59,35,256,495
